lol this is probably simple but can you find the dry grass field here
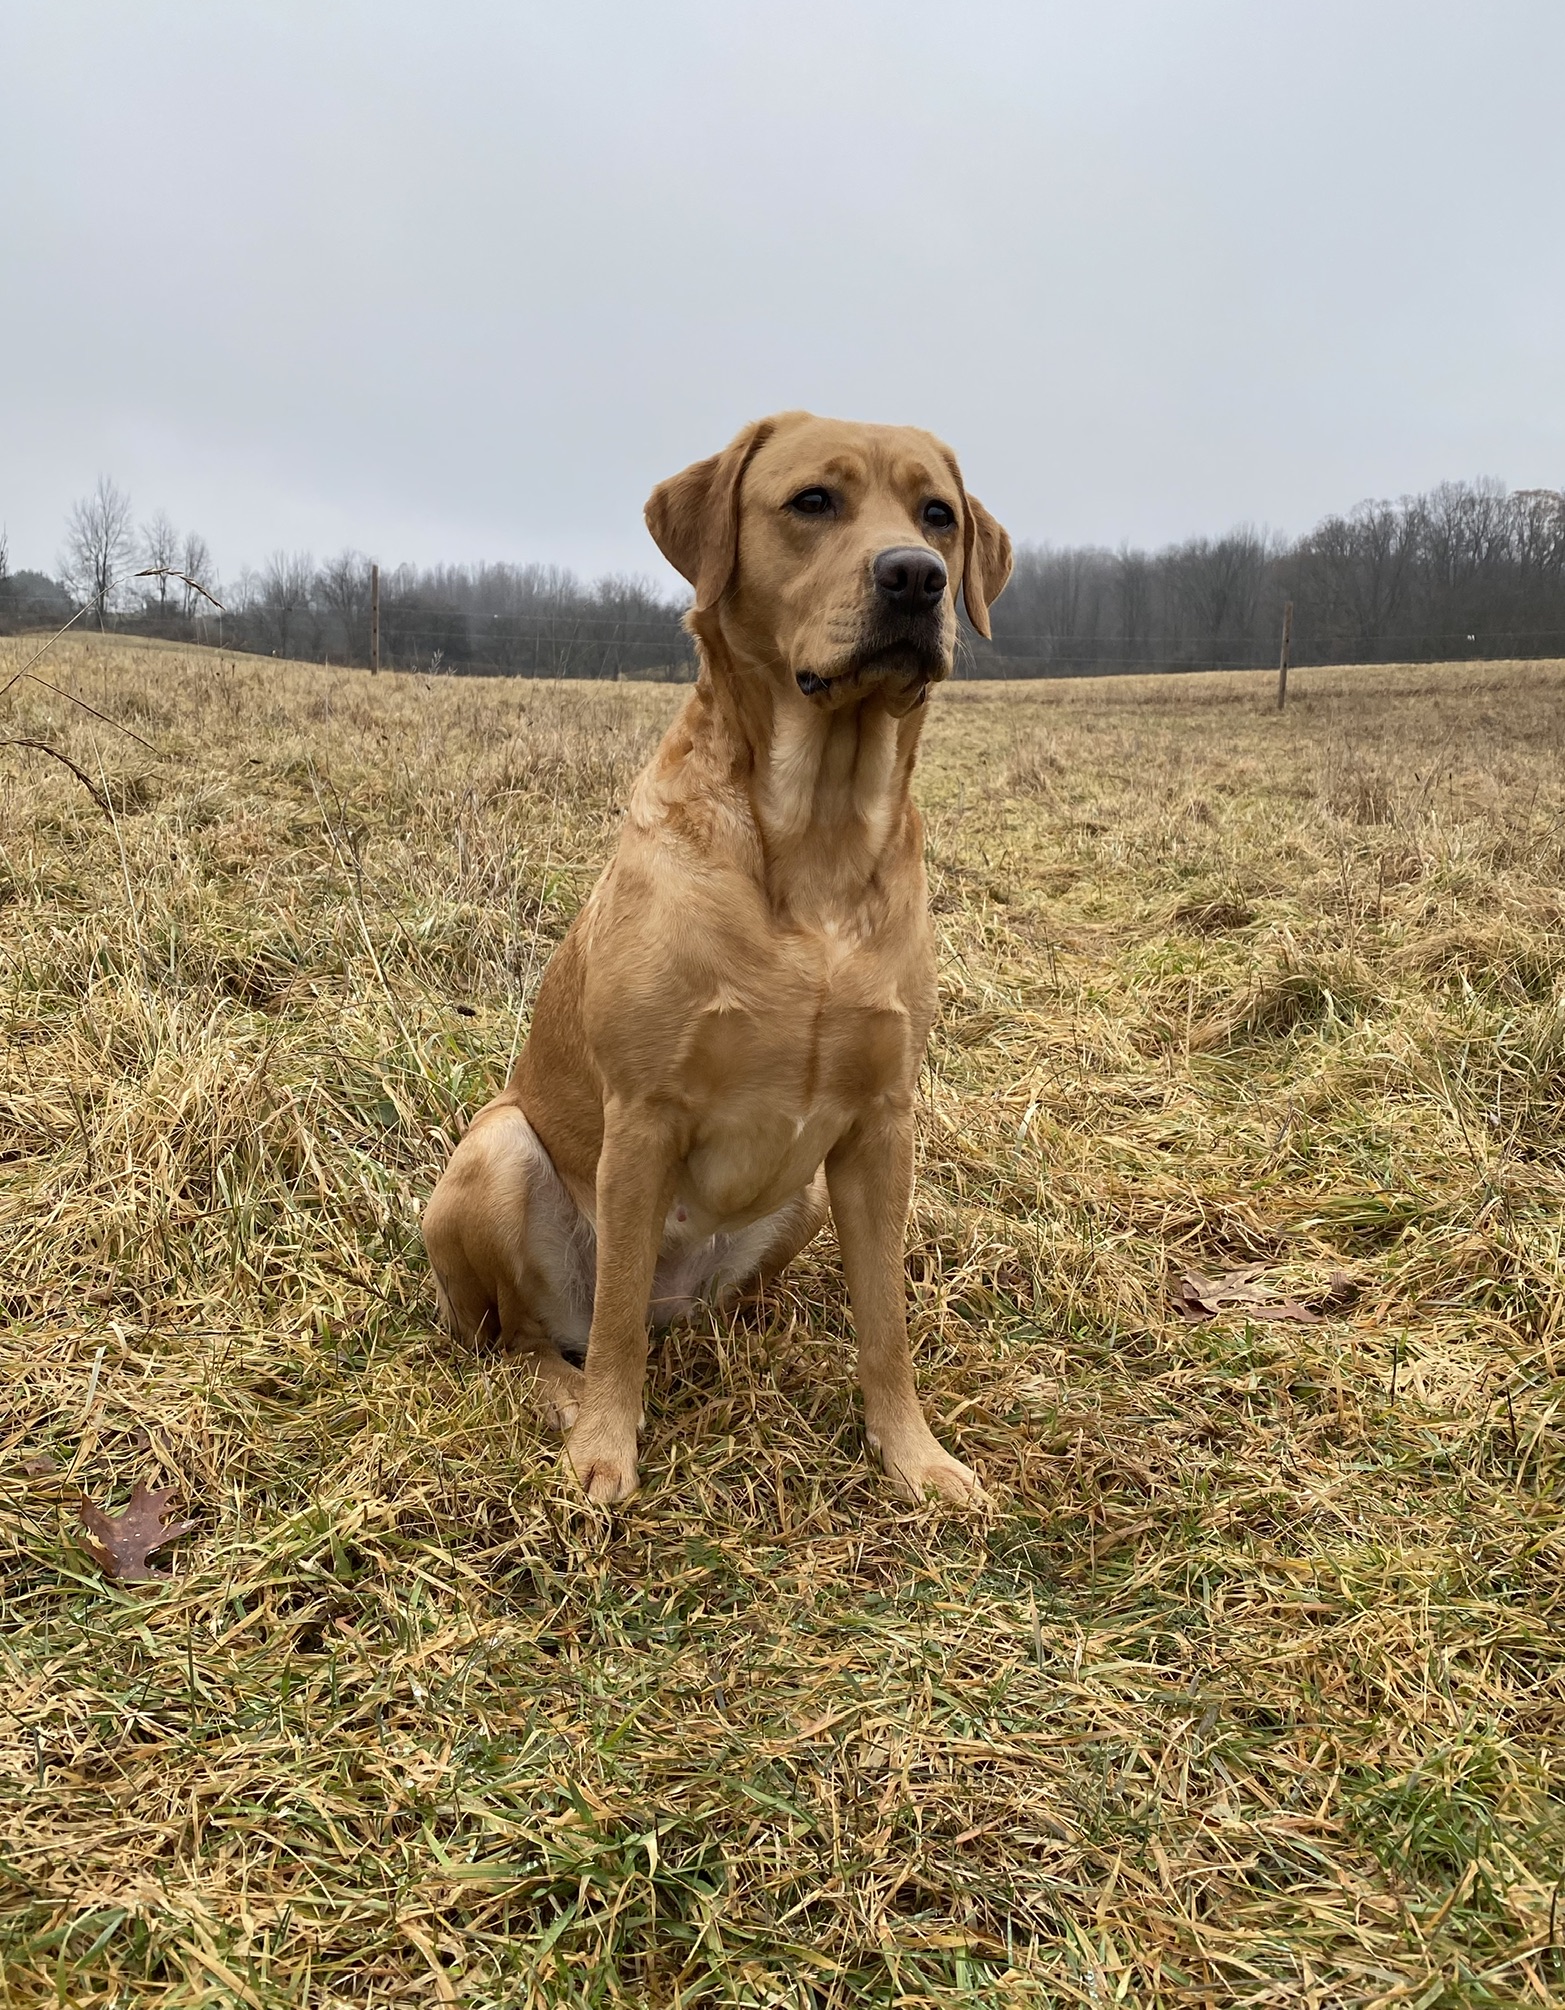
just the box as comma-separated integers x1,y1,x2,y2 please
2,634,1564,2008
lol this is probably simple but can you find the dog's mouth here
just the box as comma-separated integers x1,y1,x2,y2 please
794,628,950,710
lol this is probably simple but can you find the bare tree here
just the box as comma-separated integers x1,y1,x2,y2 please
260,549,315,656
1512,489,1565,586
1169,529,1271,666
61,476,134,626
318,549,372,660
1115,544,1152,668
139,509,180,614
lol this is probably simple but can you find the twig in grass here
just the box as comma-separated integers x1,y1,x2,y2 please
132,566,225,611
1,666,158,752
96,737,149,977
0,601,102,701
315,1256,414,1310
80,1343,106,1419
1,738,111,814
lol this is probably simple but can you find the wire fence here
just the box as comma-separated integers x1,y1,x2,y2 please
12,580,1565,683
39,605,1565,683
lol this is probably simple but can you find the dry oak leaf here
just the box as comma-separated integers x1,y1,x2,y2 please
78,1481,198,1583
1172,1267,1360,1325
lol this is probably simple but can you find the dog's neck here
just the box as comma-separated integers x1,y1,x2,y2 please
641,623,931,926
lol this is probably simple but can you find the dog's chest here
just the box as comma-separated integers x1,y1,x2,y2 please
676,917,929,1224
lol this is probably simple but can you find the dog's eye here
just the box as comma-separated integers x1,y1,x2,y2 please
923,499,957,531
787,487,834,517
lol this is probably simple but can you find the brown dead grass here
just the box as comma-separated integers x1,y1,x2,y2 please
2,637,1564,2006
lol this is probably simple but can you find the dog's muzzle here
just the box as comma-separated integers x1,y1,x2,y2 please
795,546,953,709
795,629,949,711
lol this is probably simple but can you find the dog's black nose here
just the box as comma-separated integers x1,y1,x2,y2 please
873,545,947,606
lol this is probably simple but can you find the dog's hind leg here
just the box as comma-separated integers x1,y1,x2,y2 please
423,1099,594,1432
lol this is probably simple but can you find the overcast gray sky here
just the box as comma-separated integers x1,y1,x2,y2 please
3,1,1562,591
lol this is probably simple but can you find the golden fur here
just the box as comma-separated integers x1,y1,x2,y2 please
422,411,1012,1503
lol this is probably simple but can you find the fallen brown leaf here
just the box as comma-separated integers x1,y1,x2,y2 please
78,1480,198,1583
1172,1267,1360,1325
1173,1268,1280,1321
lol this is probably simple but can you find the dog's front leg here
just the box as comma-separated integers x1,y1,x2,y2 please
566,1104,676,1505
827,1115,984,1505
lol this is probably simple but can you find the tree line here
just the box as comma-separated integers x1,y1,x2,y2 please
228,552,693,679
0,478,692,680
977,479,1565,675
3,473,1562,678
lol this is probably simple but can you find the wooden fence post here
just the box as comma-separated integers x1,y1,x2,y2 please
370,563,380,676
1276,599,1294,711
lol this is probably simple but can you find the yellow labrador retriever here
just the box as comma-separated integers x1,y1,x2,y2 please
423,411,1012,1504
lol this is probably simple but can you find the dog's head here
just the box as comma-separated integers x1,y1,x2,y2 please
645,412,1012,713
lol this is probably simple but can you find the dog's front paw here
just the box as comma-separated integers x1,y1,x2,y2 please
870,1425,986,1506
565,1421,640,1505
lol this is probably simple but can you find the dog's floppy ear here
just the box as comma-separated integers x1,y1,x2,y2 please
959,490,1013,640
645,418,775,613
